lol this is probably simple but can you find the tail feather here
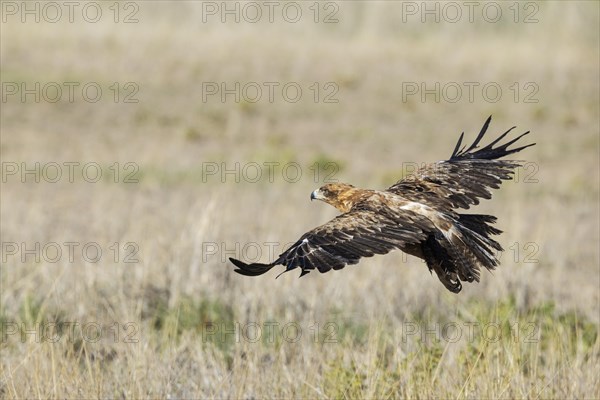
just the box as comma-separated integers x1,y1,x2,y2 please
423,213,502,293
458,214,502,238
456,214,503,266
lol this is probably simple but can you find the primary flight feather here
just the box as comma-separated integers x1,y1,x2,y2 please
229,116,535,293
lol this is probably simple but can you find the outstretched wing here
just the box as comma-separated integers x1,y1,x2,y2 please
386,116,535,211
230,206,434,277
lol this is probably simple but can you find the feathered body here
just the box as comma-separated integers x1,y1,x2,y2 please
230,116,535,293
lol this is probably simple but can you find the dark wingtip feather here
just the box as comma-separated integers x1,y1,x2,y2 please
486,126,517,148
451,117,535,160
503,142,536,156
500,130,530,148
229,257,274,276
463,115,492,153
451,132,465,158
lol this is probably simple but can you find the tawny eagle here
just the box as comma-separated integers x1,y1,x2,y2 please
230,116,535,293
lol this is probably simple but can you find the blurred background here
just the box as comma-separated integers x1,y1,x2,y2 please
1,1,599,398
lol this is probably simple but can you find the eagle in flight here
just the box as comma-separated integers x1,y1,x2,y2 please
230,116,535,293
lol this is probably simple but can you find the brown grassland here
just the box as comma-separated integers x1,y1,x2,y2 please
1,1,599,398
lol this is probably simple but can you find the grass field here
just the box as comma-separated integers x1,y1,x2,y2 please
1,1,599,398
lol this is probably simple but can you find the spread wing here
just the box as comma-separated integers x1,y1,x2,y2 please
387,116,535,211
230,206,434,277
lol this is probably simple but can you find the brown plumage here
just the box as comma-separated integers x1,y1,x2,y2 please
230,116,535,293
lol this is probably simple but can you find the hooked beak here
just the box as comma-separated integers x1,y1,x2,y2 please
310,189,321,201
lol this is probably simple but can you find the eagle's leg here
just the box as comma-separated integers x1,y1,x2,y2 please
421,236,462,293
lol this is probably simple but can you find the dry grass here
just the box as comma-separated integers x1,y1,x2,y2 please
1,1,599,398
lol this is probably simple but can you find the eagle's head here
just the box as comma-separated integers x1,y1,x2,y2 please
311,183,365,213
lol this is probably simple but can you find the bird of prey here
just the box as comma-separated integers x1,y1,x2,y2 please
230,116,535,293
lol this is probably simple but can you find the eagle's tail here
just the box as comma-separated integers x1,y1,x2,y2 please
454,213,503,271
423,214,503,293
